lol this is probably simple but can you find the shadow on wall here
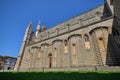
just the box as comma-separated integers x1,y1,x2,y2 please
106,0,120,66
106,16,120,66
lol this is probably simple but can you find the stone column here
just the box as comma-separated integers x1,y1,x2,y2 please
41,45,44,68
68,39,71,67
76,36,83,67
57,41,63,67
45,45,49,68
41,44,49,68
61,41,64,68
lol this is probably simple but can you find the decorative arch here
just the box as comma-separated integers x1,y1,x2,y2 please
89,26,109,65
64,40,68,46
84,34,90,50
72,43,76,56
31,46,39,54
64,40,68,53
68,34,81,40
31,46,39,49
84,34,89,42
41,43,49,46
89,26,108,34
52,39,63,44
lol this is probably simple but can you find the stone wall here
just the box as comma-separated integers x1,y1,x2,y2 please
17,0,120,71
19,18,113,70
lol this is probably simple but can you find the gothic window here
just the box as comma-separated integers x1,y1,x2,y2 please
54,48,57,58
84,35,90,50
98,37,105,52
72,44,76,56
64,40,68,53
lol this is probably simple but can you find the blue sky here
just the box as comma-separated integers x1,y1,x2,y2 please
0,0,104,57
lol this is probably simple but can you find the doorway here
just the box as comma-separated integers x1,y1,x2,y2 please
48,53,52,68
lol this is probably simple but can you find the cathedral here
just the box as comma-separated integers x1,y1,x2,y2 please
15,0,120,71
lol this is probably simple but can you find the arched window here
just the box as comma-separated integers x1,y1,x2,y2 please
48,53,52,68
85,35,89,42
98,37,105,52
64,40,68,53
72,44,76,56
84,35,90,50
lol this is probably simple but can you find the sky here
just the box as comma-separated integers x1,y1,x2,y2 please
0,0,104,57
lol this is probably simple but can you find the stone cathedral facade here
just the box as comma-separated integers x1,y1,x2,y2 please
15,0,120,71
